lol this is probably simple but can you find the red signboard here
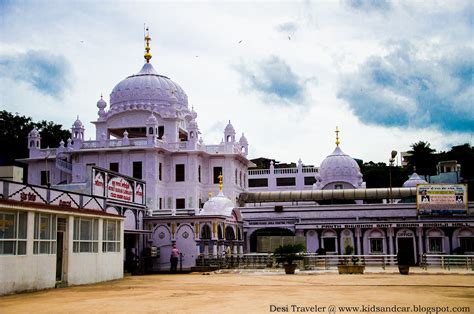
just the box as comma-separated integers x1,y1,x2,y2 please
91,167,145,206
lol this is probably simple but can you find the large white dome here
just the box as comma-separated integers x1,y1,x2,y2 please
109,63,188,112
319,146,362,188
200,191,234,216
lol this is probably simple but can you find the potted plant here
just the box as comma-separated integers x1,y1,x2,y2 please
338,245,365,274
397,249,413,275
274,243,306,274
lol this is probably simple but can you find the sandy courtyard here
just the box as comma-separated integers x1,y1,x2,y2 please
1,271,473,314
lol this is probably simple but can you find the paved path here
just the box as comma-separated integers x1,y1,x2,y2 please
1,271,473,313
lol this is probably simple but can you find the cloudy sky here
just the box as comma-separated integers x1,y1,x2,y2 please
1,0,472,166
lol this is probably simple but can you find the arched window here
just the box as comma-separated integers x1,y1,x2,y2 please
226,135,232,142
30,140,34,148
201,225,211,239
148,127,153,135
225,226,235,240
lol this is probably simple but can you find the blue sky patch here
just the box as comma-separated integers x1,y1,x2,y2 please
0,50,71,98
338,43,474,133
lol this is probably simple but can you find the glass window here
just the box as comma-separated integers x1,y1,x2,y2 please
158,126,164,139
159,163,162,181
176,198,185,209
109,162,119,173
428,237,443,253
34,213,57,254
176,164,185,182
73,217,99,253
304,176,316,186
370,238,384,253
102,220,121,252
249,179,268,187
132,161,142,179
0,211,27,255
460,237,474,253
276,177,296,186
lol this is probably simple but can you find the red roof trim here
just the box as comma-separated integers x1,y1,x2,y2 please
0,198,123,218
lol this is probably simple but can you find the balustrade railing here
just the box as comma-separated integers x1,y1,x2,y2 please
248,167,319,176
248,169,271,175
274,168,298,174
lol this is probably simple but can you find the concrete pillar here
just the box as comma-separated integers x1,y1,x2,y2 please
388,227,394,255
220,242,225,258
196,241,201,256
355,228,362,255
204,244,209,258
417,227,424,264
239,242,244,257
212,241,218,258
232,242,238,256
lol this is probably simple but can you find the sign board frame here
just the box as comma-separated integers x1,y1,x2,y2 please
91,166,146,207
417,184,468,216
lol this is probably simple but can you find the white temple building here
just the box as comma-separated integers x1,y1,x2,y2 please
3,30,472,281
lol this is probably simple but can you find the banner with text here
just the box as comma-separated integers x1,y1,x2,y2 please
91,167,146,206
417,184,467,215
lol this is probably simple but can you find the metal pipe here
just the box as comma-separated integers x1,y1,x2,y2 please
238,187,417,205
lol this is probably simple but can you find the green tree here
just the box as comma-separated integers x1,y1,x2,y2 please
406,141,437,176
359,161,409,189
0,110,71,166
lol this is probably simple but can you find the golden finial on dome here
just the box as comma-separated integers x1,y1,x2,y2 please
335,126,340,146
218,172,223,192
144,26,152,63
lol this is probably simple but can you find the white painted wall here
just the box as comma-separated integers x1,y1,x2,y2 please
0,210,124,295
0,255,56,295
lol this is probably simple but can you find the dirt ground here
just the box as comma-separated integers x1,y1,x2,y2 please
1,270,473,314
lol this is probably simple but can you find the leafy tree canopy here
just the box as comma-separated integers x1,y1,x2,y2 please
0,110,71,166
406,141,437,176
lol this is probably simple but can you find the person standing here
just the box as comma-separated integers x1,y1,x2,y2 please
170,243,180,272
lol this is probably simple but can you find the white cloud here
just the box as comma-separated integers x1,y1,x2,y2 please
0,0,472,165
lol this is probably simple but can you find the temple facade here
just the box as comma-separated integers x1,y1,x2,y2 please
10,31,474,275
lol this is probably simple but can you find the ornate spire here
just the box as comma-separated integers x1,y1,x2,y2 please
144,27,152,63
335,126,340,146
218,172,223,192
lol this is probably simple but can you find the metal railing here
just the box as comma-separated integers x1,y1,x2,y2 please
194,253,474,271
420,254,474,270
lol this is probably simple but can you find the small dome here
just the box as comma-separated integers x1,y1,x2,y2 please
239,133,248,144
319,146,362,187
72,116,83,128
29,127,40,137
190,107,197,120
109,63,188,114
188,119,198,129
200,191,234,216
97,96,107,109
403,172,428,187
224,120,235,134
